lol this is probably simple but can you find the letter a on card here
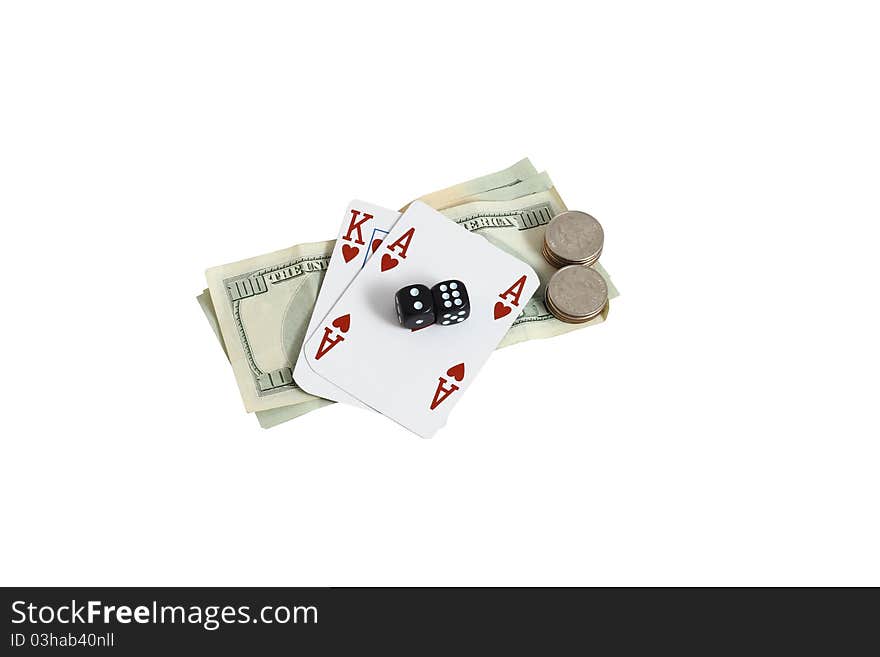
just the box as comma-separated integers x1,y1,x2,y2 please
381,226,415,272
494,274,528,320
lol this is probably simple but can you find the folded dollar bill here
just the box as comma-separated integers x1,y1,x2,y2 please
197,289,334,427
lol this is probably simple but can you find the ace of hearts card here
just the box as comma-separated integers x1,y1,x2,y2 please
302,201,539,438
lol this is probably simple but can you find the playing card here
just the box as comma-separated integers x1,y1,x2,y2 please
293,200,400,405
303,201,539,438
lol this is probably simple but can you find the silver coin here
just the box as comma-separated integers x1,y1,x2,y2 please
545,265,608,322
544,211,604,266
542,240,601,269
545,292,607,323
541,242,568,269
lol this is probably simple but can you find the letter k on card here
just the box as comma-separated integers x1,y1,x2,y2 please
340,208,373,263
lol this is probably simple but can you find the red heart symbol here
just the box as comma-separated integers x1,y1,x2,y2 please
371,238,382,253
493,301,511,320
341,244,359,263
331,314,350,333
446,363,465,382
381,254,399,272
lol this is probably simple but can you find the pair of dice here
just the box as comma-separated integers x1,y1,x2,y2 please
395,280,470,329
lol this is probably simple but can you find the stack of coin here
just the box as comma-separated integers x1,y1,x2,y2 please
542,211,604,268
545,265,608,324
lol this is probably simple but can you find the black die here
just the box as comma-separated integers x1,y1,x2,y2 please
395,284,435,329
432,280,470,326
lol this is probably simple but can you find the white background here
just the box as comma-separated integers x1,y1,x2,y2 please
1,2,877,586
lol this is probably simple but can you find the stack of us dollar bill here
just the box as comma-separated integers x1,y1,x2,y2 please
198,159,618,428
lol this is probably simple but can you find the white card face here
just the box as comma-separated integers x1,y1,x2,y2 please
292,200,400,405
303,201,539,438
